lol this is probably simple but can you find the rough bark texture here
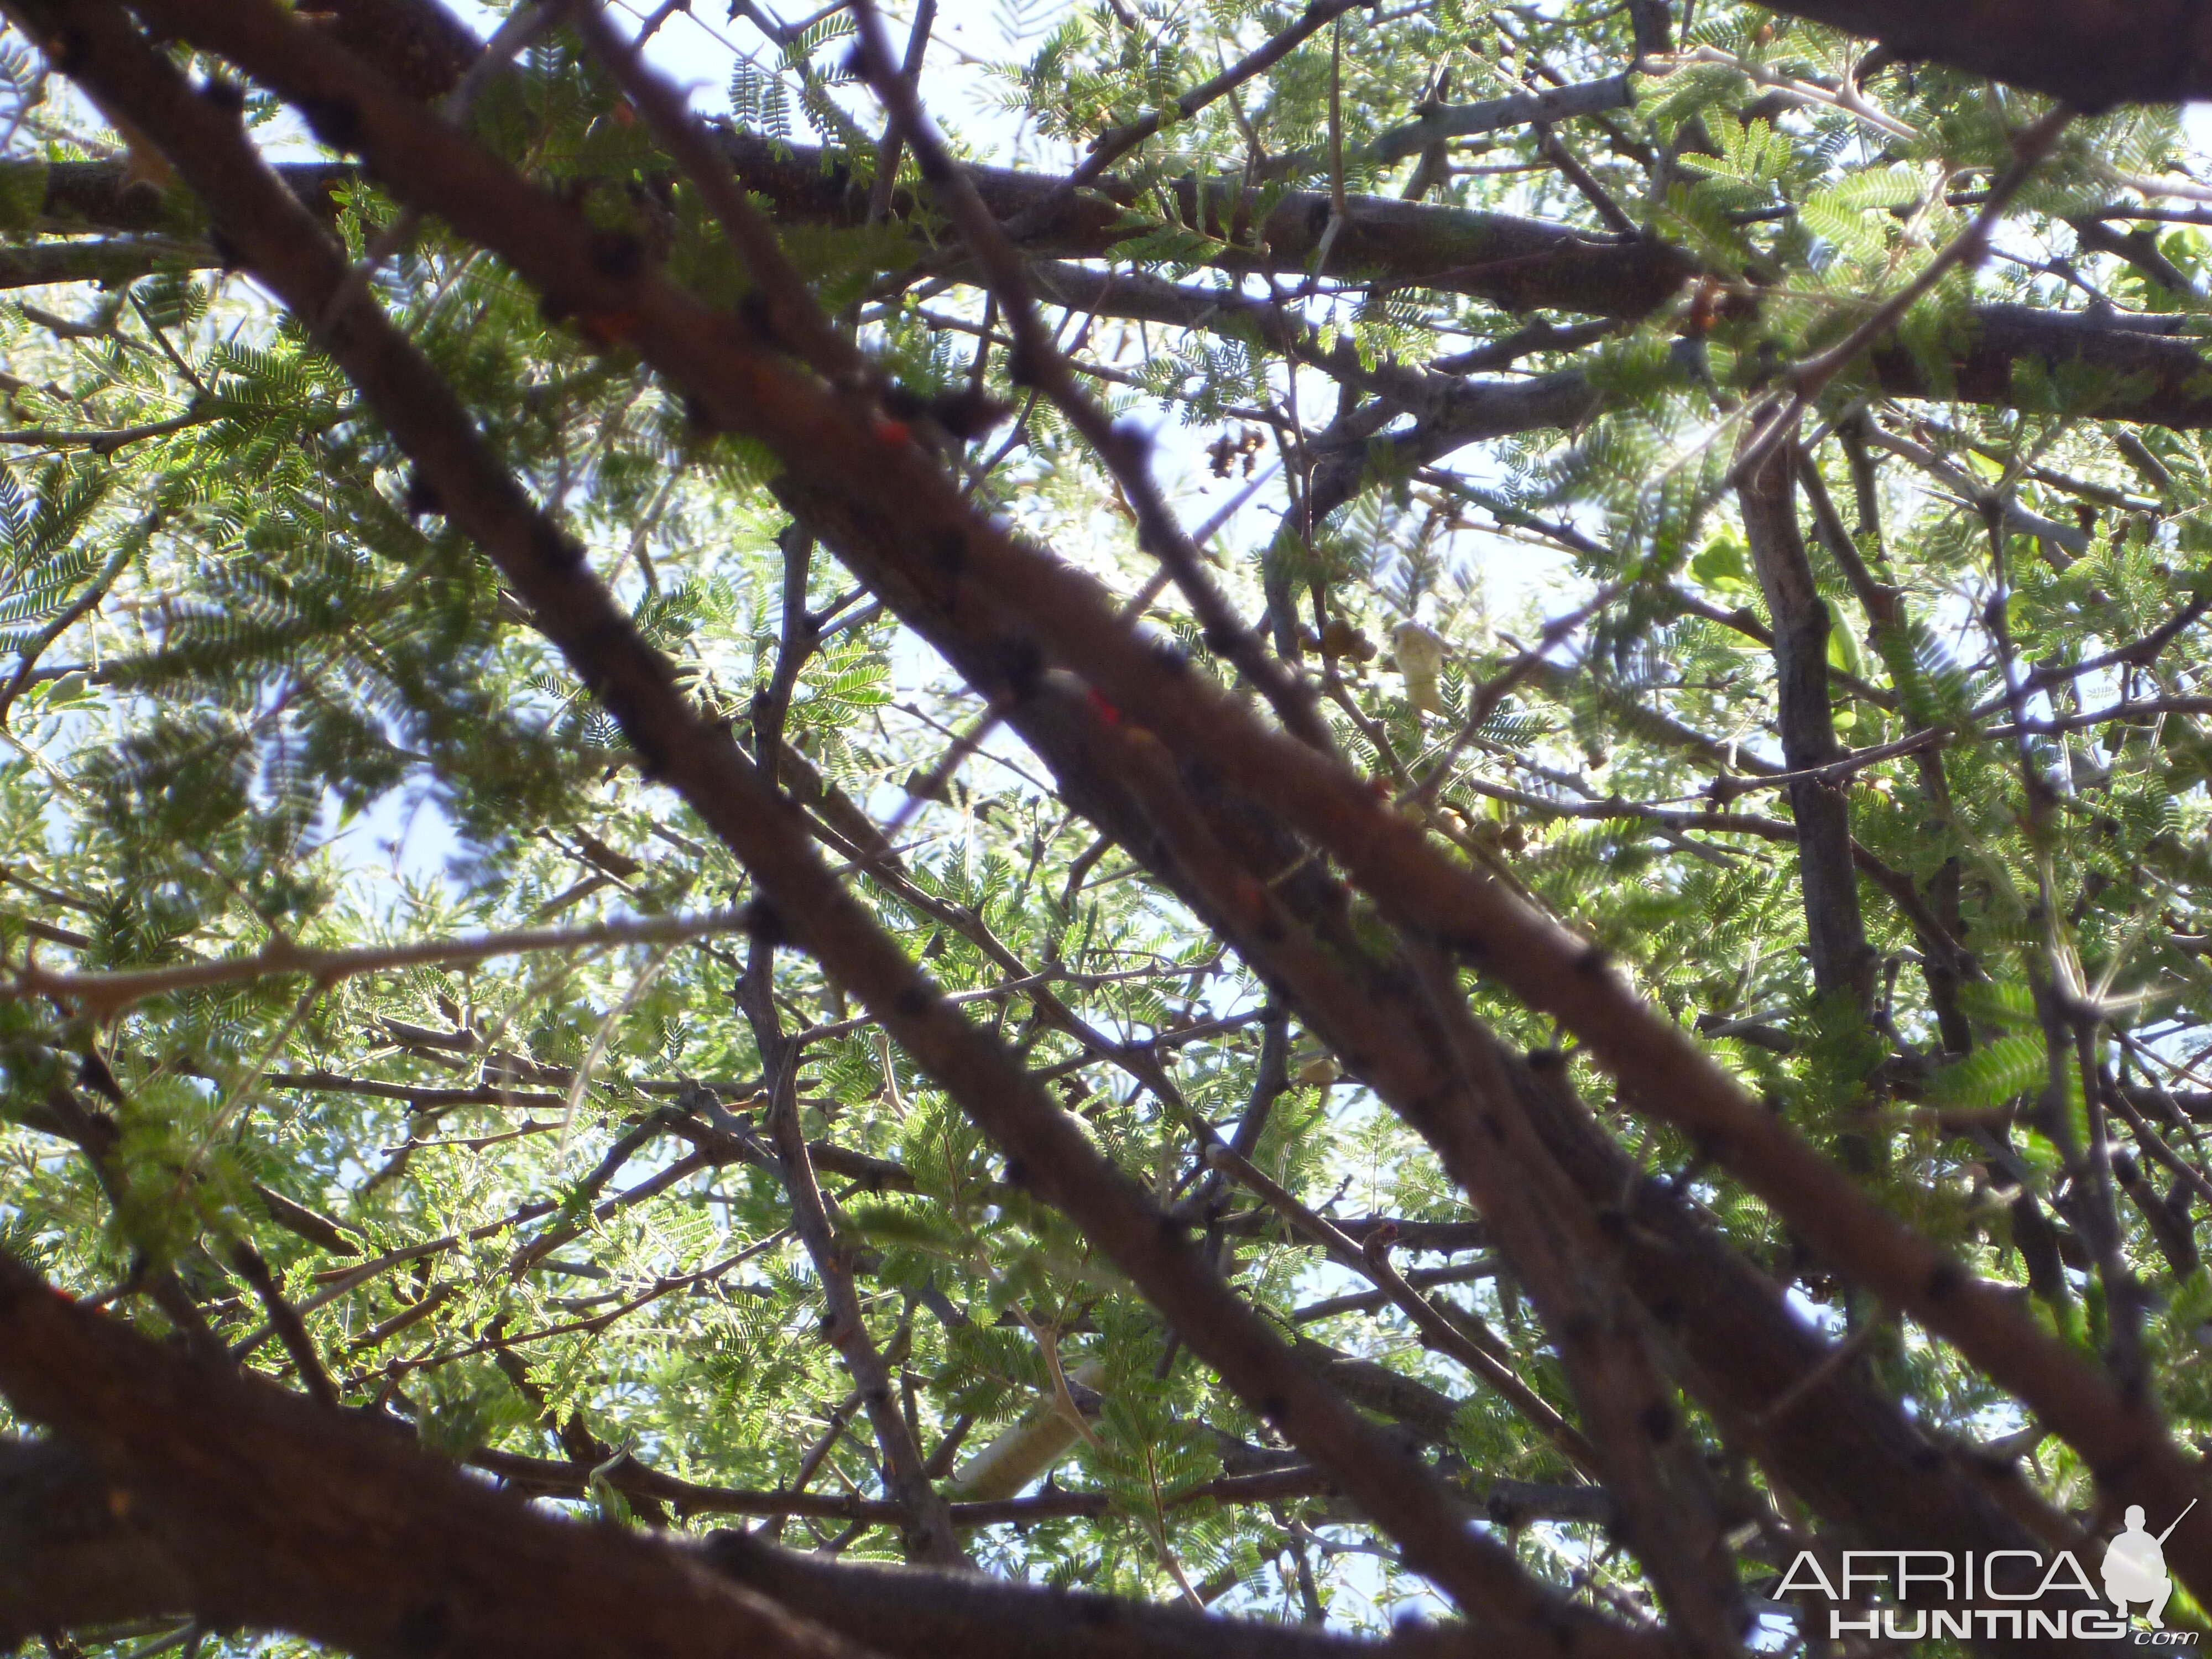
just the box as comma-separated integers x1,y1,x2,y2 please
1755,0,2212,109
1867,305,2212,432
296,0,479,98
711,134,1701,319
702,1531,1494,1659
46,7,1640,1644
0,1433,1483,1659
0,5,2202,1658
113,0,2210,1609
0,1436,195,1646
0,1261,870,1659
1738,439,1874,1008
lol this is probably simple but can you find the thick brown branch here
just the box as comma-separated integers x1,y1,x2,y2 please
1738,430,1872,1008
1749,0,2212,109
0,237,189,290
75,0,2212,1620
0,1434,194,1647
0,1264,869,1659
762,134,1688,316
13,157,346,233
68,9,1640,1644
700,1528,1494,1659
0,1428,1582,1659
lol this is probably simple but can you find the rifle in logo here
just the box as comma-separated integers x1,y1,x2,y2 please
2105,1499,2197,1629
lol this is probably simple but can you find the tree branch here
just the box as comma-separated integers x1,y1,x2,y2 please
65,8,1640,1641
0,1260,870,1659
75,0,2211,1623
1738,427,1874,1009
1747,0,2212,109
12,908,752,1019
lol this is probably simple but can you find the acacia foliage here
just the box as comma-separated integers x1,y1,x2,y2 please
0,1,2209,1655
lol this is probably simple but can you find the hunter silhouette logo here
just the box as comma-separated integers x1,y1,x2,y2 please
2106,1500,2195,1629
1773,1504,2210,1641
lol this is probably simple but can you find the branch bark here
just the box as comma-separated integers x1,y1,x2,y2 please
0,1430,1575,1659
51,7,1642,1645
95,0,2212,1619
1749,0,2212,109
0,1269,871,1659
0,1434,195,1647
1736,427,1873,1009
700,1528,1502,1659
11,907,752,1019
57,0,2212,1630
